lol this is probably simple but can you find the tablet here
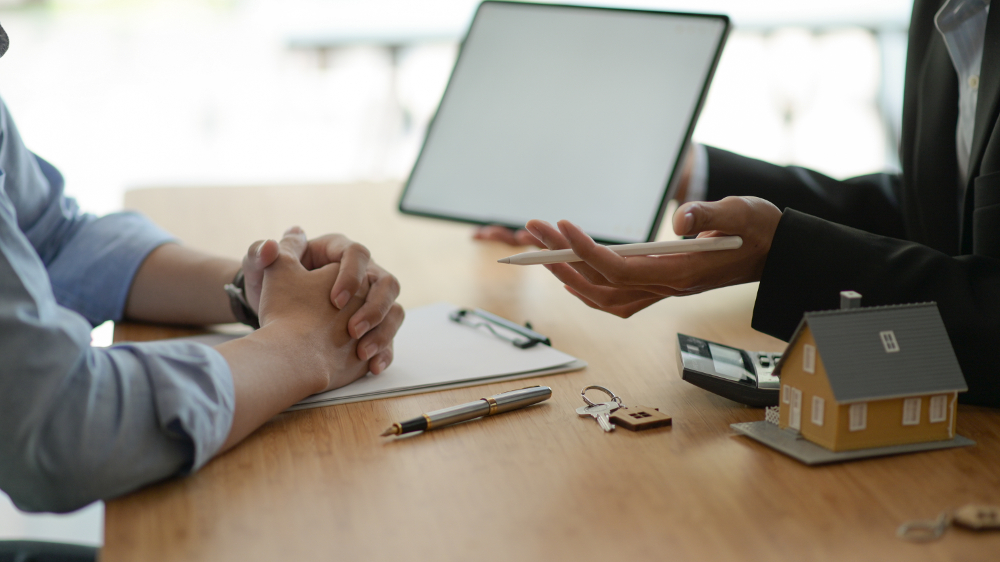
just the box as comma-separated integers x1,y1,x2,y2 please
398,1,729,243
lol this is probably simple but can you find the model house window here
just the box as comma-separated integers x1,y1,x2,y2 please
849,403,867,431
929,395,948,423
802,344,815,373
783,384,790,404
879,330,900,353
902,398,921,425
811,396,825,426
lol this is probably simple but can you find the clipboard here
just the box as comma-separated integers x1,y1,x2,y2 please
168,303,586,410
289,302,585,410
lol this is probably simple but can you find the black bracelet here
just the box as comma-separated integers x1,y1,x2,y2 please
223,268,260,329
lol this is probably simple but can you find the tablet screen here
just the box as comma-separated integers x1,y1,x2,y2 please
399,2,728,243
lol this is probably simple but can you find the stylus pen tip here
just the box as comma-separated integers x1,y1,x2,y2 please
497,258,510,264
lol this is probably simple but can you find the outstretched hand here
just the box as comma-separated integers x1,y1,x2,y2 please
527,196,782,318
242,227,403,374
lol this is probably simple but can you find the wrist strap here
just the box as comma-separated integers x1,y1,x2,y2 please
223,268,260,329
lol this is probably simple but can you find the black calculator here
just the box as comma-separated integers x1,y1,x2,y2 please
676,334,782,407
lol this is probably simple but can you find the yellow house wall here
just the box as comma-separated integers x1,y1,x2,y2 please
778,327,839,450
832,393,958,451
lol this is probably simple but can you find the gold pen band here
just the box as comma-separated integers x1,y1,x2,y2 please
423,413,433,430
485,397,499,415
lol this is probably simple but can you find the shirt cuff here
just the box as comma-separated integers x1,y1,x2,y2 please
112,339,236,474
47,211,176,325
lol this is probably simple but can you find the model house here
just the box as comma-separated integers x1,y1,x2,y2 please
774,291,967,452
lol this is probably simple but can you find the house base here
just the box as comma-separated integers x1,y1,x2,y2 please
731,421,974,465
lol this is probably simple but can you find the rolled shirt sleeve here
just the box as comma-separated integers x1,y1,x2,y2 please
0,98,235,513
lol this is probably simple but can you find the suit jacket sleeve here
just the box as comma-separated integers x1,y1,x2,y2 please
704,146,907,239
703,147,999,406
753,210,1000,407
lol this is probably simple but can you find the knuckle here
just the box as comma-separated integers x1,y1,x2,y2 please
348,242,371,259
385,273,401,295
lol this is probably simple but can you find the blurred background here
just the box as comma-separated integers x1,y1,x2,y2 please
0,0,913,548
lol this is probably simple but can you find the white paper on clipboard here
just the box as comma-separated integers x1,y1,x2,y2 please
174,302,585,410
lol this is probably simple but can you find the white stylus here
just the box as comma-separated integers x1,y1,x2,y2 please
497,236,743,265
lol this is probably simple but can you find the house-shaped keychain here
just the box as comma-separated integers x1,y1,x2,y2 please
732,291,975,464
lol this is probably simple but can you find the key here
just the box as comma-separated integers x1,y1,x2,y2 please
898,504,1000,541
577,402,618,432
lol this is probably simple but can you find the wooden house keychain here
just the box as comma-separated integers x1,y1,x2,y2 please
578,385,672,432
898,504,1000,541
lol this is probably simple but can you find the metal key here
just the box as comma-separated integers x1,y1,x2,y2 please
577,402,619,432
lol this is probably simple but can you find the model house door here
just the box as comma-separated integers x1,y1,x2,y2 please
789,388,802,431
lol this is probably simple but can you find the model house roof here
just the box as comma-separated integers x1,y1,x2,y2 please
780,302,967,403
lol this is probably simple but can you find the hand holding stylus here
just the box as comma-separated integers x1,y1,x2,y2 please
524,197,783,318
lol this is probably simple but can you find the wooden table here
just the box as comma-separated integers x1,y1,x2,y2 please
103,183,1000,562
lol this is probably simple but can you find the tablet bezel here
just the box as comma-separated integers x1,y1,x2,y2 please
398,1,730,244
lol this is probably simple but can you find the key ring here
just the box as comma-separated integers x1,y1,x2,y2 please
581,385,623,408
897,512,951,542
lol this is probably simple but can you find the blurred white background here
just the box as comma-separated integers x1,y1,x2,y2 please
0,0,913,549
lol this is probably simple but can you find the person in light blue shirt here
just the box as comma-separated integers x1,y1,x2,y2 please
0,21,404,517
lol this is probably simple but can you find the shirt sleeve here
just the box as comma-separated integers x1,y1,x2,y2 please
0,99,175,325
0,101,235,513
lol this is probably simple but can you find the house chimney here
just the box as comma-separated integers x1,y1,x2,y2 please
840,291,862,310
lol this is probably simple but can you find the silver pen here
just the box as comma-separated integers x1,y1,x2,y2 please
380,386,552,436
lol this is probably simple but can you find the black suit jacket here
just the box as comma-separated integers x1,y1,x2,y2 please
706,0,1000,407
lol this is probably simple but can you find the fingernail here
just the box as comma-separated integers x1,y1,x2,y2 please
256,241,269,257
361,342,376,360
355,321,371,338
335,291,350,308
682,212,694,233
375,361,387,374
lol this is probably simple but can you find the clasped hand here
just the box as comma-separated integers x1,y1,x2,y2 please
243,227,404,378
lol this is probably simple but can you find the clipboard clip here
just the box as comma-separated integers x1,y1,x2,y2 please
449,308,552,349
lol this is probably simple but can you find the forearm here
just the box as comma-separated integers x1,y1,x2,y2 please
214,326,327,452
214,283,370,452
125,242,240,325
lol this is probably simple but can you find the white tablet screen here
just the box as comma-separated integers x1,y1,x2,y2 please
399,2,728,243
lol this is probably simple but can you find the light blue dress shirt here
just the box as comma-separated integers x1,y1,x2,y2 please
0,99,235,513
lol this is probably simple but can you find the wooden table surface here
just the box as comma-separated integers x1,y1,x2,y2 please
103,183,1000,562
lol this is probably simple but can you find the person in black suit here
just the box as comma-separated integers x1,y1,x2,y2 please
479,0,1000,407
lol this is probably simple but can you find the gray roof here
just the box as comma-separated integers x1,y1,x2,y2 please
779,303,967,403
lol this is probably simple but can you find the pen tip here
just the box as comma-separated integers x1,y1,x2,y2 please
380,425,400,437
497,258,510,264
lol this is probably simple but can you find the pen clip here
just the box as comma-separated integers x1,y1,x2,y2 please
449,308,551,349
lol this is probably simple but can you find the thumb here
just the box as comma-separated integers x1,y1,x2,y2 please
673,199,741,237
245,239,280,274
